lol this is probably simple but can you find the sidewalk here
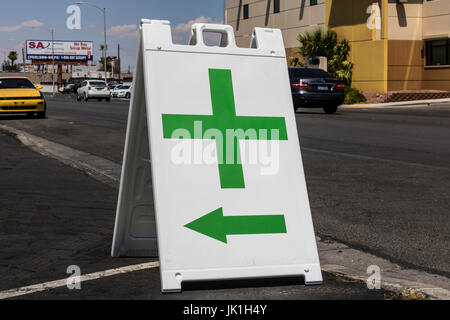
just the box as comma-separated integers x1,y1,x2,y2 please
341,98,450,109
0,132,398,300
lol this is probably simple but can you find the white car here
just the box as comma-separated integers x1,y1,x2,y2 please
77,80,111,102
111,84,132,99
110,85,122,97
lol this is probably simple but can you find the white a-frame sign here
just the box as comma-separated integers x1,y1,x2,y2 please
112,19,322,293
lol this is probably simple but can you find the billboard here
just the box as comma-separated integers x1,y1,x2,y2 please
26,40,93,62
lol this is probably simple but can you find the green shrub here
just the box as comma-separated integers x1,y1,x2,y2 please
296,28,354,85
344,86,366,105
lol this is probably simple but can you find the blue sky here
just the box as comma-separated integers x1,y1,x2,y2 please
0,0,223,72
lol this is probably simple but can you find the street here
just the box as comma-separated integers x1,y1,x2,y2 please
0,97,448,299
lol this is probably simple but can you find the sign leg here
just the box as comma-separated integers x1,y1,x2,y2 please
111,34,158,257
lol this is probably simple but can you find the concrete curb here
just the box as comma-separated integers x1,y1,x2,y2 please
317,238,449,300
341,98,450,109
1,124,449,300
0,125,121,189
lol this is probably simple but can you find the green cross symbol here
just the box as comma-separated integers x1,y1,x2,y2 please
162,69,288,189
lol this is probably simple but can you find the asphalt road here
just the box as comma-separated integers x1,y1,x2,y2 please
298,106,450,278
0,131,392,300
0,96,449,295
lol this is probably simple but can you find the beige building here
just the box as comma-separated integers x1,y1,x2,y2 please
226,0,450,93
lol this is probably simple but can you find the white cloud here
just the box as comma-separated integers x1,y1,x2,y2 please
173,16,214,34
173,16,219,44
0,20,44,33
108,16,221,45
107,24,138,38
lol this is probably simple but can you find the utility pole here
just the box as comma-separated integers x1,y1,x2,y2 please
103,7,107,83
51,29,55,96
111,57,115,80
22,47,26,76
223,0,227,24
117,44,121,83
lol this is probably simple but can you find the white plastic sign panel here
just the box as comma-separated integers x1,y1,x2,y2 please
112,19,322,293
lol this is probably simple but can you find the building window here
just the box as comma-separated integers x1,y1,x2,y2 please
426,39,450,66
310,0,318,5
274,0,280,14
243,4,249,20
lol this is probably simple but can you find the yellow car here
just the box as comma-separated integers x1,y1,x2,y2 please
0,77,46,118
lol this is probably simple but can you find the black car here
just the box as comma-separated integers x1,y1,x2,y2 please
60,83,78,94
288,67,345,114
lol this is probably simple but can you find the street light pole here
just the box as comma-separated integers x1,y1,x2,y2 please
76,2,108,84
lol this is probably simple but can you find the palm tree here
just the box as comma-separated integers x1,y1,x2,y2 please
296,28,354,85
296,29,337,60
335,61,354,86
8,51,17,67
98,55,117,73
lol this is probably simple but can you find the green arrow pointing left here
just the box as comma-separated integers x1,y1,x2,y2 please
185,208,287,244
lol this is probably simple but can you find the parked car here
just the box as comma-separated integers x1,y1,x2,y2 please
76,80,111,101
111,84,132,99
288,67,345,114
108,84,119,91
59,83,78,94
0,77,46,118
110,85,122,98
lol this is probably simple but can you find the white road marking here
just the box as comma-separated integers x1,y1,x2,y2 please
0,261,160,300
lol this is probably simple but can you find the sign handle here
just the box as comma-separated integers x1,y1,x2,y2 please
189,23,237,48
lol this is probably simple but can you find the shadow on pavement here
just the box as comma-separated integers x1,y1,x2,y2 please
182,276,306,292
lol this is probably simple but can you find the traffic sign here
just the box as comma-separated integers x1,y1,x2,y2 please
112,20,323,293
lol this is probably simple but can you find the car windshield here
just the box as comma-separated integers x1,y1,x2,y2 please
121,86,131,90
289,68,333,79
90,81,107,87
0,78,36,89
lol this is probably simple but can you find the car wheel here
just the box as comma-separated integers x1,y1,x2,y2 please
126,93,131,99
37,111,46,119
323,105,338,114
84,93,89,101
98,98,102,102
76,94,81,101
106,98,111,102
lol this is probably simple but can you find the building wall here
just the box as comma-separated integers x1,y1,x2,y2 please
388,1,423,40
423,0,450,38
227,0,450,92
387,40,424,91
385,0,450,91
228,0,326,50
386,1,423,91
422,0,450,90
229,0,389,92
326,0,389,92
